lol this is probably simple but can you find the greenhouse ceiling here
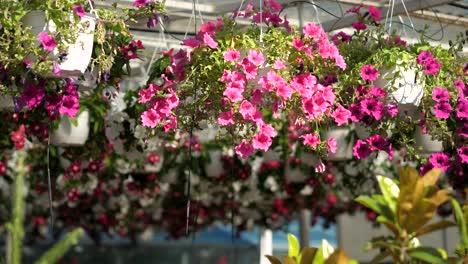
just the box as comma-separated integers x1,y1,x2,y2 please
98,0,468,79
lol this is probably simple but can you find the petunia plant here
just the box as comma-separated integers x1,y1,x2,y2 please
140,0,350,166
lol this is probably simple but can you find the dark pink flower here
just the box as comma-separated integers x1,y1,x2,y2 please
369,86,386,98
432,87,450,102
417,51,433,65
352,21,367,30
433,102,452,119
252,132,272,151
72,5,85,18
360,64,378,81
11,125,26,150
38,32,56,51
133,0,151,7
361,98,384,120
455,78,467,98
59,95,80,118
456,98,468,119
327,137,337,153
265,0,282,11
428,152,451,171
386,103,398,117
457,123,468,138
141,109,161,128
420,162,433,176
19,82,45,110
459,147,468,164
203,33,218,49
349,103,365,122
368,6,381,22
332,31,351,45
182,37,201,48
53,62,61,76
303,22,326,40
423,58,441,75
353,139,372,159
235,141,254,159
0,161,5,175
366,134,387,151
347,4,363,14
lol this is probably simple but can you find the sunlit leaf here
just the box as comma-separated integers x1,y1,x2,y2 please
288,234,300,259
325,249,351,264
300,248,317,264
407,247,446,264
451,199,468,248
313,240,335,264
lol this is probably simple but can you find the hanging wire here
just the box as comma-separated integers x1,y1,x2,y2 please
233,0,247,24
279,1,342,20
260,0,263,42
46,123,54,231
400,0,417,35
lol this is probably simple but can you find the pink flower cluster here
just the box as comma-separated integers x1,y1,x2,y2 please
417,51,441,75
353,134,392,160
349,86,396,123
45,80,80,119
120,40,145,60
432,87,452,119
140,77,179,132
233,0,290,30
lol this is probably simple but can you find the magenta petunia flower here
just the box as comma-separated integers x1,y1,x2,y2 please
347,3,363,14
360,64,378,81
301,133,320,148
265,0,282,11
420,162,434,176
433,102,452,119
133,0,151,7
217,110,234,126
428,152,451,171
423,58,441,75
352,21,367,30
455,78,467,98
368,6,381,22
223,49,240,62
19,82,45,110
59,94,80,118
303,22,327,40
386,103,398,117
369,86,386,98
181,37,201,48
353,139,372,159
366,134,387,151
417,50,433,65
273,58,286,70
235,140,254,159
223,87,243,102
361,98,384,120
331,104,351,126
456,98,468,119
457,123,468,138
332,31,351,45
72,5,85,18
53,61,61,76
239,100,257,120
141,109,161,128
432,87,450,102
459,147,468,164
239,58,258,79
38,32,57,51
276,83,293,100
349,103,365,122
251,89,263,105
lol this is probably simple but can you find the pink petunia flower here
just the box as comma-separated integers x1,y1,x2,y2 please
238,100,257,120
428,152,451,171
360,64,378,81
432,87,450,102
252,132,273,151
331,104,351,126
265,0,282,11
353,139,372,159
368,6,381,22
423,58,441,75
366,134,387,151
247,50,265,65
217,110,234,126
223,87,244,102
239,58,258,79
273,58,286,70
292,38,304,50
386,103,398,117
59,95,80,118
133,0,151,7
276,83,293,100
417,51,433,65
457,123,468,138
235,141,254,159
331,31,351,45
361,98,384,120
203,33,218,49
369,86,386,98
53,62,61,76
19,82,45,110
182,37,201,48
433,102,452,119
141,109,161,128
301,133,320,148
72,5,85,18
327,137,337,153
303,23,326,40
223,49,240,62
38,32,57,51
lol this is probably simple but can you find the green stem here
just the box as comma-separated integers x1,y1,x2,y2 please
9,150,27,264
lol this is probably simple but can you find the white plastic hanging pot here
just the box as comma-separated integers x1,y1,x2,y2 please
22,11,96,77
375,65,424,114
204,150,224,178
415,126,443,154
325,127,353,161
0,94,14,111
51,110,90,146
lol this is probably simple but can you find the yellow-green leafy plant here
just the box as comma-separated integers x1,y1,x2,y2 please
450,190,468,262
356,167,454,263
265,234,358,264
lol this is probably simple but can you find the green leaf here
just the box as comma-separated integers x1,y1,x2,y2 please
369,250,391,264
407,247,446,264
313,240,334,264
300,248,317,264
451,199,468,248
415,220,455,237
355,196,382,215
265,255,282,264
35,228,84,264
288,234,300,259
376,175,399,214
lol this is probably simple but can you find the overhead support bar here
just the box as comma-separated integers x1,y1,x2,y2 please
322,0,458,32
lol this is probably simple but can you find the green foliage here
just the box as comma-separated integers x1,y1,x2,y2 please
35,228,84,264
355,167,455,263
266,234,357,264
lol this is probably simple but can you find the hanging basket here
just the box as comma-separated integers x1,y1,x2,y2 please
325,127,353,161
414,126,443,154
22,10,96,77
375,65,424,114
51,110,90,146
0,94,15,111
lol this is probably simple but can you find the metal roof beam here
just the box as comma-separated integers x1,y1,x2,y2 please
322,0,458,31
